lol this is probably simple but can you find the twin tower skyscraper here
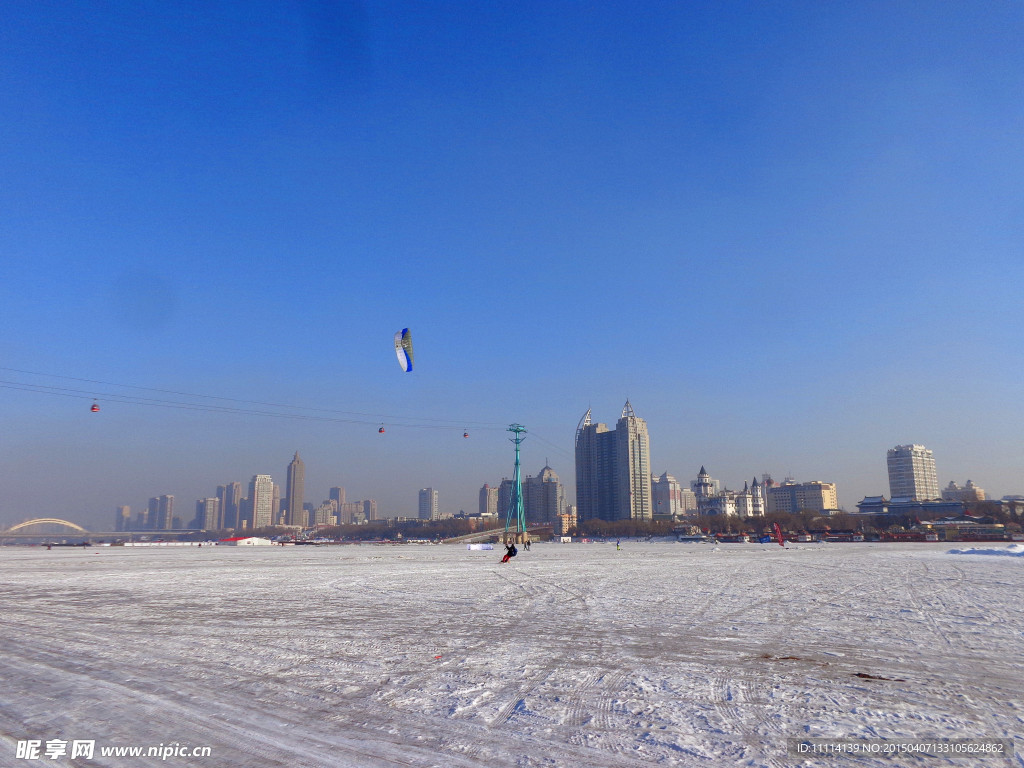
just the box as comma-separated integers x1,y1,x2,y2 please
574,400,652,523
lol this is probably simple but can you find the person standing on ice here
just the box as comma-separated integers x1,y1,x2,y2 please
501,541,518,563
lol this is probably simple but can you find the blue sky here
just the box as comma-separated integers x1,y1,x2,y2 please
2,1,1023,529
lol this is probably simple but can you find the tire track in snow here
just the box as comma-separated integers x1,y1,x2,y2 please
680,553,908,766
2,618,649,768
340,559,637,763
707,668,793,768
481,565,640,763
0,636,433,768
484,567,587,730
902,559,953,647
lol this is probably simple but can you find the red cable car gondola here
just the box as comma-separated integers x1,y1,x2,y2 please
90,401,100,413
463,431,469,438
378,425,385,434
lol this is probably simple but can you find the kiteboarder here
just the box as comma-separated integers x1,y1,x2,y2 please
501,541,518,563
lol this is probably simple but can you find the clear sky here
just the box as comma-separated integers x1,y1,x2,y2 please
2,1,1023,530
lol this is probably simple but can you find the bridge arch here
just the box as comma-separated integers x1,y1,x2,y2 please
6,518,89,534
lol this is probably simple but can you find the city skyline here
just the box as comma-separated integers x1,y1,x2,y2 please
3,3,1023,529
9,430,1018,533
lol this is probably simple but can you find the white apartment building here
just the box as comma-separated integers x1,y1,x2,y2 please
887,444,939,500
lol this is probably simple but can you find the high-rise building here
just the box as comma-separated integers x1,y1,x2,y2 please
575,413,614,523
479,484,498,517
133,505,149,530
217,482,241,530
418,488,439,520
238,497,251,529
329,486,345,507
574,401,652,523
155,495,174,529
341,501,364,524
249,475,275,529
496,479,514,520
616,402,652,521
313,501,336,526
115,505,131,531
363,499,378,521
523,465,565,524
887,444,939,500
679,487,698,514
652,472,684,518
285,452,305,527
195,498,220,530
415,489,436,520
328,488,346,523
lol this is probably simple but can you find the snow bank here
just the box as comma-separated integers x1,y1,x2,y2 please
948,543,1024,557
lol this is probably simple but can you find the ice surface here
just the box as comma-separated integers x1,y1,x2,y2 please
1,542,1022,767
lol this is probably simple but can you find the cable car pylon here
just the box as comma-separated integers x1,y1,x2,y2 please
503,423,528,546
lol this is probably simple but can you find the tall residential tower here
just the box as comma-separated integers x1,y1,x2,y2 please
418,488,439,520
887,444,939,500
574,401,652,523
249,474,275,529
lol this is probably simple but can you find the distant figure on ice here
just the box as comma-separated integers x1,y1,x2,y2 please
524,539,531,551
501,541,518,563
616,539,620,551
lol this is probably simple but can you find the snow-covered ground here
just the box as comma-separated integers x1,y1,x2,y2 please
1,541,1021,767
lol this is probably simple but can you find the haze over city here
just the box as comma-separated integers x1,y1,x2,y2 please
3,2,1023,531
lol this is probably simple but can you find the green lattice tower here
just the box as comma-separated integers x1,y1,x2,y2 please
503,424,527,542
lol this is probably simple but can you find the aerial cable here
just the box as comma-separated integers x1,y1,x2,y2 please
0,380,510,432
0,367,501,427
1,368,577,458
526,430,575,462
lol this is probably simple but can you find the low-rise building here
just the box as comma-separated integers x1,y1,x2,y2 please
855,497,966,518
941,480,986,503
767,480,838,514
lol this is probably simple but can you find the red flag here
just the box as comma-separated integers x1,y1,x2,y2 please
773,522,785,547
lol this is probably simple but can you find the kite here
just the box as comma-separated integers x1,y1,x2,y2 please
394,328,413,372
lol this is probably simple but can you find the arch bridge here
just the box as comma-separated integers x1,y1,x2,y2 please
5,518,89,534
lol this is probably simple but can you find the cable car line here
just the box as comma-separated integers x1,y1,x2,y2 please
0,368,576,459
0,367,502,427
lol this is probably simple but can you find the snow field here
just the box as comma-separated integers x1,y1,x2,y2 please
0,542,1021,767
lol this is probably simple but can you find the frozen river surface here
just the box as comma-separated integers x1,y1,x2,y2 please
0,541,1021,767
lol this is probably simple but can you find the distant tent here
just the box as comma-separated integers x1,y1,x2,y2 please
217,536,274,546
